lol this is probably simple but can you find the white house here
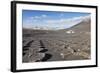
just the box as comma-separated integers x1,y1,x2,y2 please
66,30,75,34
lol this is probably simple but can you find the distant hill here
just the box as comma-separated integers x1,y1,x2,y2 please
59,17,91,33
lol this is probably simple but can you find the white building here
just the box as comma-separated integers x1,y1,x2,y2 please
66,30,75,34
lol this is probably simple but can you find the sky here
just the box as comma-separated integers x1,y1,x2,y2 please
22,10,90,30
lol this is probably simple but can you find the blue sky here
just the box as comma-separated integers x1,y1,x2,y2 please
22,10,90,30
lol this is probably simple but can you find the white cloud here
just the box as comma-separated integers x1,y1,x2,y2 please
42,14,47,18
45,16,82,24
23,15,90,30
60,13,64,17
46,15,90,24
31,16,41,19
29,14,47,20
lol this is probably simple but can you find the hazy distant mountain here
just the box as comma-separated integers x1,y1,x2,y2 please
59,16,91,33
69,18,90,32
